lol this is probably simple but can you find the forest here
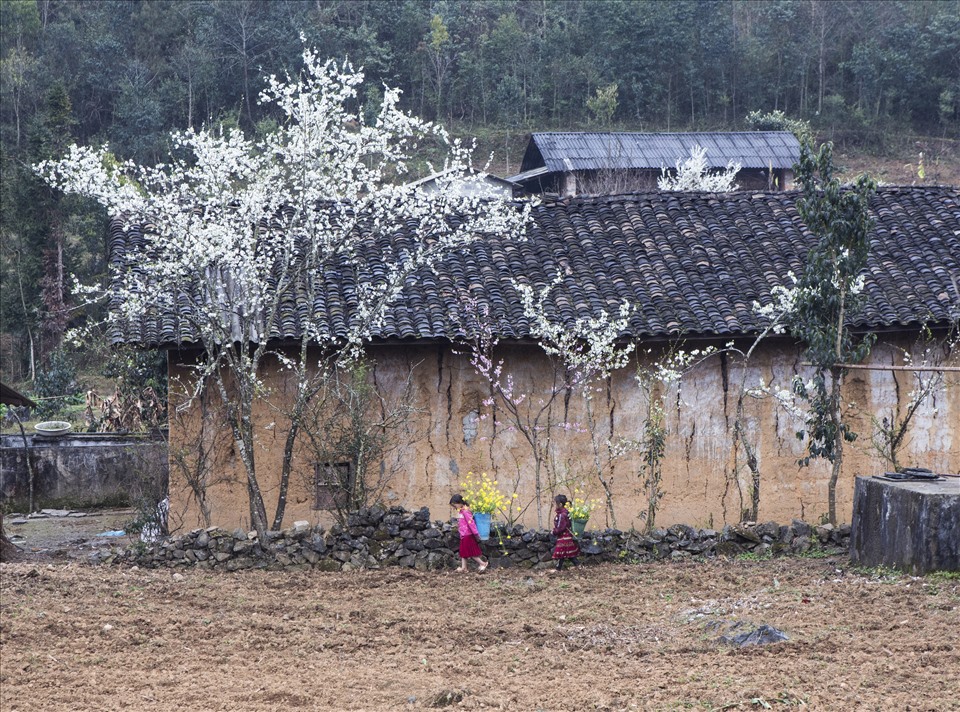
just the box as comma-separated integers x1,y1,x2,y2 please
1,0,958,408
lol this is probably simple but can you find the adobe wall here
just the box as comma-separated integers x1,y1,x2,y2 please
166,335,959,533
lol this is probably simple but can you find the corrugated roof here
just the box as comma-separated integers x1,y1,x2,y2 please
521,132,801,172
108,187,960,347
0,381,37,408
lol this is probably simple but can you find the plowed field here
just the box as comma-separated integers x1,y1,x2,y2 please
1,556,957,711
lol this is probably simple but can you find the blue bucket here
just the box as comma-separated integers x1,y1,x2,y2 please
474,512,491,540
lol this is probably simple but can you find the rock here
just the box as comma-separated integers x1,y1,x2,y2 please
172,573,185,582
225,557,254,571
756,521,780,539
195,531,210,548
315,558,341,572
302,549,320,564
429,689,465,708
720,624,789,648
40,509,70,517
213,551,232,562
102,624,114,633
306,534,327,554
733,525,762,543
715,541,744,557
792,519,812,538
789,536,812,554
9,518,28,525
232,540,255,554
232,528,247,541
580,539,603,556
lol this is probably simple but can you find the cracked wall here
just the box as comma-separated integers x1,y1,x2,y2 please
166,335,959,532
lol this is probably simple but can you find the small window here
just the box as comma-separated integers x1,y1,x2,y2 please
314,462,352,510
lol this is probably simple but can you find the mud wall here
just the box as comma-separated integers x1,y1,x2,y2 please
166,334,959,532
0,433,168,510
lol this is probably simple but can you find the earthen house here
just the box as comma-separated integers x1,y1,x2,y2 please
113,187,960,533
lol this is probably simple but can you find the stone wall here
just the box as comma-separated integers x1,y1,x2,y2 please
0,433,167,510
101,506,850,570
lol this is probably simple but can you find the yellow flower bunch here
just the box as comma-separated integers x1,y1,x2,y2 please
460,471,514,515
568,488,600,521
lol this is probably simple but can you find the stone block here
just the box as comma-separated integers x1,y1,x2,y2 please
791,519,811,538
851,476,960,574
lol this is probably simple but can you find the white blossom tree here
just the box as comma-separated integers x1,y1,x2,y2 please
455,276,634,527
36,46,530,540
658,144,740,192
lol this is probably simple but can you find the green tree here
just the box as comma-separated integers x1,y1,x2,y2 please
790,141,877,525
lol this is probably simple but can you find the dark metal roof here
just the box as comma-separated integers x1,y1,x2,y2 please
109,186,960,347
521,132,801,173
0,381,37,408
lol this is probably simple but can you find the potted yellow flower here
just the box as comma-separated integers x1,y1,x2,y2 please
568,489,599,536
460,472,510,540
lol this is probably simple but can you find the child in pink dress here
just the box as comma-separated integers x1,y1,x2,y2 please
551,494,580,572
450,494,488,573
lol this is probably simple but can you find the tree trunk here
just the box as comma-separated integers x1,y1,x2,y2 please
829,366,843,525
0,512,22,562
272,411,301,531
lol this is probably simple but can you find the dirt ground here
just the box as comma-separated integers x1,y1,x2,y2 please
3,509,138,557
2,548,958,712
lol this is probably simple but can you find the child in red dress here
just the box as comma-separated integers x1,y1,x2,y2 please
551,494,580,571
450,494,488,573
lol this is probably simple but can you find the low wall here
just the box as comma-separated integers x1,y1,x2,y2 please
0,432,168,511
99,506,850,570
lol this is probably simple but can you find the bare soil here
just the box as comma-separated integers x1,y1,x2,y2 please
1,553,957,712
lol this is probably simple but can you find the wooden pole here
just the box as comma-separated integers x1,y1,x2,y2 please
802,363,960,372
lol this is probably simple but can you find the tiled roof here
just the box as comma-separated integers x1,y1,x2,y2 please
521,132,801,172
109,186,960,346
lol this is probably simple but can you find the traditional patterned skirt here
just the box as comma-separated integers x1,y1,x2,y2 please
459,535,483,558
552,532,580,560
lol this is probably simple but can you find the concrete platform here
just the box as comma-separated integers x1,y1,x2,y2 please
850,475,959,574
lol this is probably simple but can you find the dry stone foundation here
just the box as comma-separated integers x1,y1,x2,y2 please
97,506,850,570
